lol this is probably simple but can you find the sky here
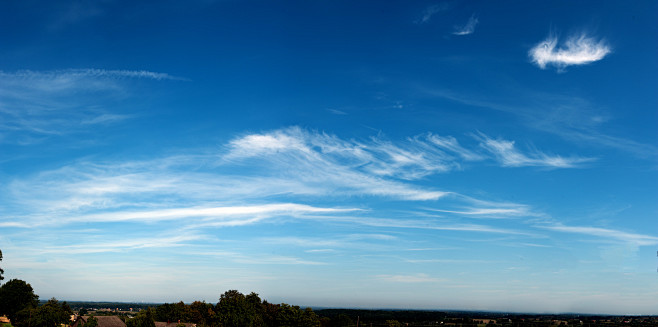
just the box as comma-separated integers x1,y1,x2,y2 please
0,0,657,315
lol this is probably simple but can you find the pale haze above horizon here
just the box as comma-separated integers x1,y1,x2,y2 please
1,0,657,315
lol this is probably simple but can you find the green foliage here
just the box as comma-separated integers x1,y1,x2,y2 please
386,320,402,327
127,308,156,327
0,249,4,282
0,279,39,322
79,308,89,316
187,301,214,326
13,298,72,327
152,290,320,327
155,301,192,323
215,290,257,327
84,315,99,327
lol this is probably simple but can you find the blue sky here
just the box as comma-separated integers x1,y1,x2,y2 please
1,0,657,315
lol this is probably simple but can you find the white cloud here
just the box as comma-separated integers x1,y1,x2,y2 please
41,234,203,254
475,133,594,168
453,15,478,36
417,3,450,24
0,69,182,143
430,206,533,219
224,127,452,199
426,134,484,161
529,33,611,70
422,88,657,159
72,203,359,224
540,224,658,246
3,127,587,234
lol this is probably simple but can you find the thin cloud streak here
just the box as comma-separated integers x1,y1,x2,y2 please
453,15,478,35
422,88,656,159
476,133,594,168
41,234,203,254
70,204,360,224
417,3,450,24
529,33,611,70
0,68,183,143
540,224,658,246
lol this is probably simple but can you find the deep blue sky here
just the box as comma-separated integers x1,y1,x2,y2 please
1,0,657,314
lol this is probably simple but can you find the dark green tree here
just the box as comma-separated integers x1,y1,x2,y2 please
386,320,402,327
300,307,320,327
0,279,39,322
84,315,99,327
0,249,4,282
79,307,89,316
127,308,156,327
216,290,248,327
13,298,72,327
188,301,214,326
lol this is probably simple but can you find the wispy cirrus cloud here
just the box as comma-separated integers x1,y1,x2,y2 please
529,33,611,70
70,203,359,225
475,133,594,168
225,127,452,198
416,3,450,24
3,127,582,231
453,14,478,35
422,88,657,159
540,224,658,246
0,69,182,144
429,206,534,219
41,234,203,254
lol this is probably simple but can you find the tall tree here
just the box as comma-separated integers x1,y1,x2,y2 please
216,290,265,327
0,249,4,282
127,308,156,327
84,315,99,327
0,279,39,322
188,301,214,326
13,298,72,327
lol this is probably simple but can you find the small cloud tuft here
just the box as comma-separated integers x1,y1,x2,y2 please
529,33,611,70
417,3,450,24
453,15,478,36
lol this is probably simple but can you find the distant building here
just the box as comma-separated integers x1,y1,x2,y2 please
71,316,126,327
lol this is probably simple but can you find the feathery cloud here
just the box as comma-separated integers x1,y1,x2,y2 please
41,234,203,254
475,133,594,168
0,69,182,143
417,3,450,24
529,33,611,70
453,15,478,35
540,224,658,246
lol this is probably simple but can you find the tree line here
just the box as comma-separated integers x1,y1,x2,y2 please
0,249,324,327
133,290,321,327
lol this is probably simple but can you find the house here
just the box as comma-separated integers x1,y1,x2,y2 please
71,316,126,327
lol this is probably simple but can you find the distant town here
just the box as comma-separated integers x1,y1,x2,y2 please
2,293,658,327
1,250,657,327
